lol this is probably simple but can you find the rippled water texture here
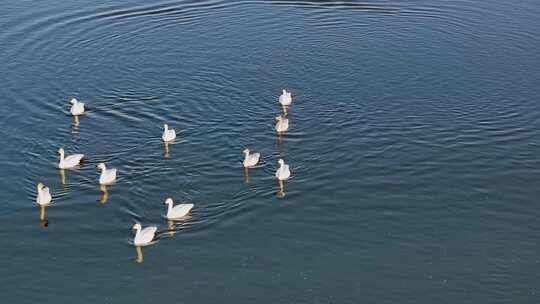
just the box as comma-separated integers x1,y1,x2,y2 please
1,0,540,303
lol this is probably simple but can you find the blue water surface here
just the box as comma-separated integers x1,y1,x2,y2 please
1,0,539,303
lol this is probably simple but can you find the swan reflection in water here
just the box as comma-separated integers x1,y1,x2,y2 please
71,115,80,130
58,166,83,187
243,167,251,184
99,184,109,204
163,141,170,159
167,220,174,238
166,215,193,238
39,205,49,228
59,169,66,186
135,246,144,263
277,182,286,198
281,104,290,116
58,166,81,188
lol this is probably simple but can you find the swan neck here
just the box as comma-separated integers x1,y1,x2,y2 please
167,202,173,214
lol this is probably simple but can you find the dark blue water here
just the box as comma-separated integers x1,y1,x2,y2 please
1,0,540,303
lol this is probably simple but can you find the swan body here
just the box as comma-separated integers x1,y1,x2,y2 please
58,148,84,169
70,98,85,116
97,163,117,185
242,148,260,168
275,159,291,181
132,223,157,246
162,124,176,142
278,89,292,106
275,115,289,133
36,182,52,206
164,198,194,220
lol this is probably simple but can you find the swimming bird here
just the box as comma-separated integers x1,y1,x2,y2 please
275,115,289,133
36,182,52,206
275,159,291,196
164,198,193,220
279,89,292,106
132,223,157,246
97,163,117,185
275,159,291,181
162,124,176,142
58,148,84,169
242,148,260,168
69,98,85,116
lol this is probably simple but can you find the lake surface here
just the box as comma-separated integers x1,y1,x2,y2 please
1,0,540,303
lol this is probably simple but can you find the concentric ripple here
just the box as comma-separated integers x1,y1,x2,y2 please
1,0,540,303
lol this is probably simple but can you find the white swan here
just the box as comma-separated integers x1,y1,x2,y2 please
70,98,85,116
58,148,84,169
162,124,176,142
132,223,157,246
36,182,52,206
97,163,117,185
275,159,291,181
279,89,292,106
164,198,194,220
275,115,289,133
242,148,260,168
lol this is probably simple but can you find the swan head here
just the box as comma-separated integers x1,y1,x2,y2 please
69,98,78,105
163,124,168,130
278,159,285,166
97,163,106,171
37,182,44,190
164,198,173,205
242,148,250,154
58,148,65,155
132,223,141,230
